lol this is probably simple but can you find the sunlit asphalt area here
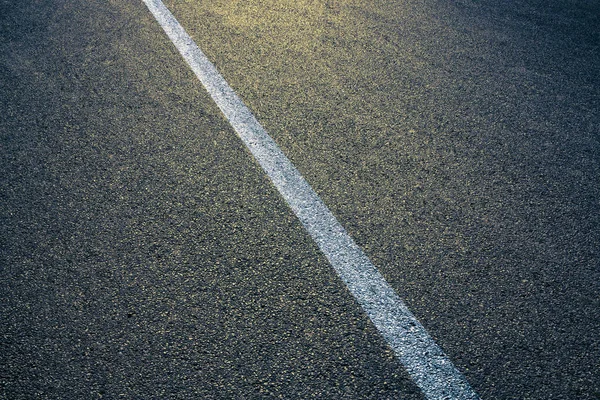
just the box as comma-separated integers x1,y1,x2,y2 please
1,0,599,399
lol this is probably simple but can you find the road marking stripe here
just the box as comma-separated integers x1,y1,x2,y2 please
142,1,480,398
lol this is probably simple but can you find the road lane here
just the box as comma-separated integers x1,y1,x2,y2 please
1,0,599,399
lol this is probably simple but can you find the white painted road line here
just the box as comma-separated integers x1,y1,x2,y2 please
142,1,480,398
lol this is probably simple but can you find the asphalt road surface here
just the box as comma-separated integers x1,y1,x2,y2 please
1,0,599,399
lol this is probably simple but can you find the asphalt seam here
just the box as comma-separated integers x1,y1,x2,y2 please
141,1,480,398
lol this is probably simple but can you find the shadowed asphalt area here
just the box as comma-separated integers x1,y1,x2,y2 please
2,0,599,399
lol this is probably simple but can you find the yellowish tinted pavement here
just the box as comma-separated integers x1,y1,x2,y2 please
2,0,599,399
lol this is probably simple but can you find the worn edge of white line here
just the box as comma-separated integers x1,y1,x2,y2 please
142,1,480,399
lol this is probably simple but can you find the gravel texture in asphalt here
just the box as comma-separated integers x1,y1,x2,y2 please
2,0,599,399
